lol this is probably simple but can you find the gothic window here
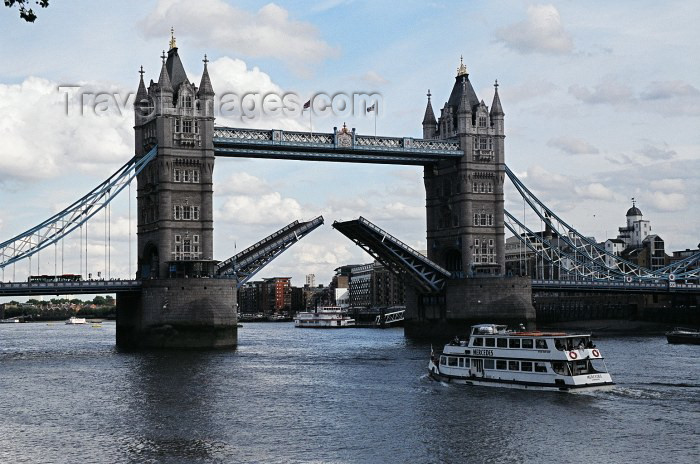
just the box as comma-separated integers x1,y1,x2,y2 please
174,118,181,133
479,137,488,150
173,206,181,220
183,120,193,133
192,206,200,220
183,94,193,108
183,207,191,220
183,170,190,182
489,239,494,247
480,214,487,226
193,235,199,244
474,239,480,247
488,138,493,150
194,120,199,133
479,116,487,128
488,214,494,226
174,169,181,182
480,183,486,193
473,182,478,193
193,170,200,183
474,213,479,225
487,183,493,193
175,235,181,243
183,239,191,253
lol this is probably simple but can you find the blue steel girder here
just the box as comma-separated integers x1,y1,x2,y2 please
504,210,621,281
504,165,661,280
0,279,141,297
654,251,700,281
217,216,324,288
0,146,158,269
332,216,451,293
213,127,463,165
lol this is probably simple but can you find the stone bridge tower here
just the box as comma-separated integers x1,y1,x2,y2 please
405,58,534,338
422,57,505,277
117,34,237,349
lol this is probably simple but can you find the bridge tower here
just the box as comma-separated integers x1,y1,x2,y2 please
406,58,534,337
117,34,237,348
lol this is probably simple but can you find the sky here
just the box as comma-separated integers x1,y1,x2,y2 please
0,0,698,299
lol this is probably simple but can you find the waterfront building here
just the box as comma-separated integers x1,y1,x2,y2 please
605,201,669,271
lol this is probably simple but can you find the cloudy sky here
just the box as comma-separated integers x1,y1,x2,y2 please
0,0,698,295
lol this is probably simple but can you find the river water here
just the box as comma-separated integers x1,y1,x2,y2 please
0,322,697,463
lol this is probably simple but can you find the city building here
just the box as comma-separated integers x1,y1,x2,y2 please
605,201,669,271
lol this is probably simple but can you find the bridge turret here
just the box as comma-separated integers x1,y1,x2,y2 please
197,55,215,117
155,51,173,111
490,80,504,134
422,90,437,139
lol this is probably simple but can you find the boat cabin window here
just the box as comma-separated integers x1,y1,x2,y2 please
521,361,533,372
496,360,507,370
485,338,495,347
473,337,483,347
458,358,464,368
535,362,547,373
554,339,565,351
551,361,568,375
509,338,521,349
448,357,459,367
522,339,533,349
484,359,495,369
535,339,547,349
496,338,507,348
440,356,446,365
508,361,519,371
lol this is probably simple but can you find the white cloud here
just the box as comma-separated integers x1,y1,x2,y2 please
139,0,337,74
640,81,700,100
216,172,270,196
495,4,573,55
0,77,133,183
547,136,599,155
573,183,616,201
568,81,634,105
216,191,303,225
649,178,685,192
645,192,687,212
359,71,388,85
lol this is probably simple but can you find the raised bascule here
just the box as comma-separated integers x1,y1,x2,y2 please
1,38,698,347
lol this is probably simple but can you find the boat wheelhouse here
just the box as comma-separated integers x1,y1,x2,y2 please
294,306,356,328
428,324,614,392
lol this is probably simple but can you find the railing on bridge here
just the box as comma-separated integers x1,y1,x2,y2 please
216,216,324,287
333,217,451,293
213,127,463,165
375,308,406,326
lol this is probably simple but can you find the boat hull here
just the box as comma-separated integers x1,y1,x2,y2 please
428,361,614,392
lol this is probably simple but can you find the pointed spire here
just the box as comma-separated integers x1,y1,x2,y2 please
169,27,177,50
490,79,504,116
136,65,147,101
422,89,436,125
458,76,471,114
198,54,215,98
456,55,468,77
158,50,173,93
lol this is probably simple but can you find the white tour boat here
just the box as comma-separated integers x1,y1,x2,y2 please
428,323,614,392
294,306,356,328
65,317,87,325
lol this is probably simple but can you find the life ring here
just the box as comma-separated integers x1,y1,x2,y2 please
592,349,600,357
569,351,578,359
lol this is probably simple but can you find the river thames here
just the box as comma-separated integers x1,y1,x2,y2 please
0,322,697,463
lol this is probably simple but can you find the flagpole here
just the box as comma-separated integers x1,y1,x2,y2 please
374,104,377,138
310,104,313,136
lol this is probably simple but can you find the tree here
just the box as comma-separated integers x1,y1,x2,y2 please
92,295,107,306
4,0,49,23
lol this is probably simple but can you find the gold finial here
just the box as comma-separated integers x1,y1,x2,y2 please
457,55,468,77
169,27,177,49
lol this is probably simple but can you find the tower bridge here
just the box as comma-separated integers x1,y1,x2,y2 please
1,41,698,346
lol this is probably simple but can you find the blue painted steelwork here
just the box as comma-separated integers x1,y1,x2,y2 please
0,279,142,297
532,279,700,294
505,165,662,280
213,127,463,165
217,216,324,288
0,146,158,270
332,217,451,293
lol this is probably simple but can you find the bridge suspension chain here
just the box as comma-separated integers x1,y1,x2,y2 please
504,165,662,280
0,146,158,270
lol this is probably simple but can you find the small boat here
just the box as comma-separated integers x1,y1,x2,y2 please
428,323,614,392
65,317,87,325
666,327,700,345
294,306,356,328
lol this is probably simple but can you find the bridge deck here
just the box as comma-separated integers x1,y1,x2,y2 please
213,127,463,165
0,280,142,297
532,279,700,294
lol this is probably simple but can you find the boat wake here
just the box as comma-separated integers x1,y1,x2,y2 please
604,386,662,400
